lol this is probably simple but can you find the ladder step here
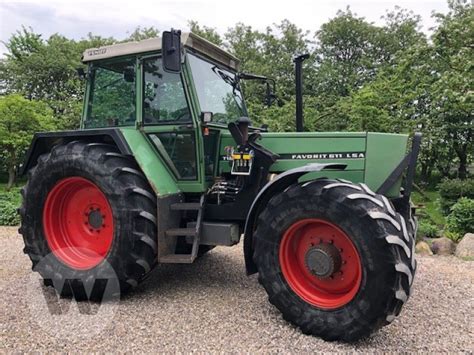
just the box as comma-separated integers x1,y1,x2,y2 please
165,228,197,237
160,254,194,264
170,202,201,211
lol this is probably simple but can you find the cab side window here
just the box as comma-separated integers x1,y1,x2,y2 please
142,57,191,124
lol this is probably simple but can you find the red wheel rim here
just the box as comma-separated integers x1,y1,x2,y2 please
43,177,114,270
279,219,362,309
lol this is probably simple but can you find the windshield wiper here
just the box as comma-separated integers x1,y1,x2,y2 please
211,66,240,94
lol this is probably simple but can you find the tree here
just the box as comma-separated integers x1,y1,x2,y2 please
0,27,114,129
125,26,160,41
308,7,426,132
0,5,470,184
188,21,223,45
430,0,473,178
222,20,312,126
0,95,56,188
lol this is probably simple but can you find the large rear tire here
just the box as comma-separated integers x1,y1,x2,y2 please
253,179,416,341
19,141,157,299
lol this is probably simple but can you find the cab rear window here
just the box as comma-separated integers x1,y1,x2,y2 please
85,58,136,128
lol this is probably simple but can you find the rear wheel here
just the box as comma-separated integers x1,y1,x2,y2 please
19,141,158,299
253,179,416,341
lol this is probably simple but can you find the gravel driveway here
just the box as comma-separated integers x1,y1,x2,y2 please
1,226,473,352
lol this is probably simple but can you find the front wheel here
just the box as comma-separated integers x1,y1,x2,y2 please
253,179,416,342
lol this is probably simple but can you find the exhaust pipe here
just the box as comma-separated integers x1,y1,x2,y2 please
294,54,310,132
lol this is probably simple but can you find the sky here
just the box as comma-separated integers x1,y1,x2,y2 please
0,0,449,57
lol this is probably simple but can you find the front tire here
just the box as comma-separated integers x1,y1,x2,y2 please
19,141,158,299
253,179,416,342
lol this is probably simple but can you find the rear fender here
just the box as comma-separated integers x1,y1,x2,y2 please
243,163,346,275
21,129,132,175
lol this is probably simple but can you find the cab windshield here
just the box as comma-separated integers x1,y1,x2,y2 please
187,53,246,125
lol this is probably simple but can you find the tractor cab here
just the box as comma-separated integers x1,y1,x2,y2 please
81,31,252,184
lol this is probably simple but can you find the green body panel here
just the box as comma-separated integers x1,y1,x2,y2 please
120,128,180,196
365,133,408,196
218,131,407,197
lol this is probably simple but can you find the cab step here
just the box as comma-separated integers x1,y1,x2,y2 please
160,195,205,264
165,228,197,237
160,254,194,264
170,202,201,211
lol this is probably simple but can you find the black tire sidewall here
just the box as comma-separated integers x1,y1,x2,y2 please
28,159,126,278
22,143,157,296
253,181,403,340
257,196,395,314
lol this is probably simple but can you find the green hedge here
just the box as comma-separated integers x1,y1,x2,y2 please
0,188,21,226
446,198,474,242
416,221,439,240
438,179,474,215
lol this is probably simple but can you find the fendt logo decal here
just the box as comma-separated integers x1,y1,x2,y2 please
87,48,107,56
280,152,365,160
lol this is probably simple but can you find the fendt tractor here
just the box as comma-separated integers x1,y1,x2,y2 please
19,30,421,341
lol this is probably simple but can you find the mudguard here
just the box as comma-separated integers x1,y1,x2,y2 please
243,163,346,275
20,129,131,175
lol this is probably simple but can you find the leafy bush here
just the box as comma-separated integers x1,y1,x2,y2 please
416,220,439,239
0,188,21,226
438,179,474,215
446,198,474,242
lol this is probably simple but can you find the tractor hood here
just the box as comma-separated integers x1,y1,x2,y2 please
218,131,410,197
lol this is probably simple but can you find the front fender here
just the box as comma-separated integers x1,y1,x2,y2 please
243,163,346,275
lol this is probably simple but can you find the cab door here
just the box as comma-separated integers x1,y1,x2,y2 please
139,55,204,192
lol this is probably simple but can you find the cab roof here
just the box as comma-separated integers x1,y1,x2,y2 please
82,32,240,70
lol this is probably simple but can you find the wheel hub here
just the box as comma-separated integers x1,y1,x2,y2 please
87,208,104,230
305,243,342,278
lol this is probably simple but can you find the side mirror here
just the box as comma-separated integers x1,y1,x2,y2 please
162,29,182,73
265,81,277,107
237,72,277,107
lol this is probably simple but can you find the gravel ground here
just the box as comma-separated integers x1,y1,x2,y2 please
1,226,473,353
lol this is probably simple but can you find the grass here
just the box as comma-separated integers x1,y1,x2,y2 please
412,189,445,227
0,183,22,226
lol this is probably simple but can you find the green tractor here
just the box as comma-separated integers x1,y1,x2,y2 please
19,30,421,341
